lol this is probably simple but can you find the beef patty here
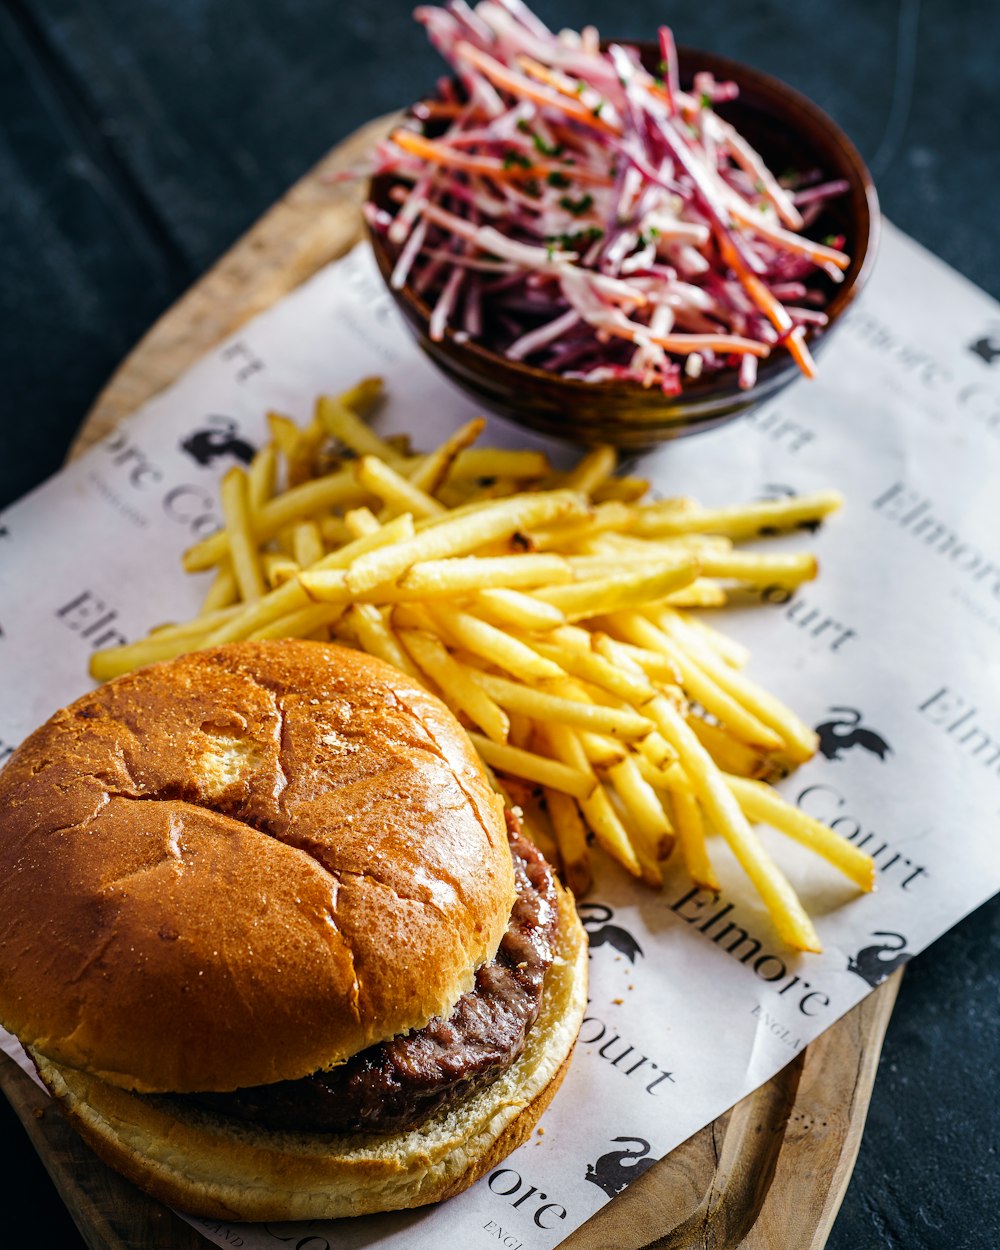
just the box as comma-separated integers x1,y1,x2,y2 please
182,815,558,1134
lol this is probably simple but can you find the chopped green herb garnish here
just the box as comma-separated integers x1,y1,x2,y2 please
559,193,594,216
503,150,532,170
547,171,572,188
699,92,712,109
592,100,605,118
532,133,565,158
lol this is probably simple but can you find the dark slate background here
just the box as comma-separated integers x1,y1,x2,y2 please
1,1,998,1247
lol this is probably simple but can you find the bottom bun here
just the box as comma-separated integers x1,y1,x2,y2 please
33,882,588,1221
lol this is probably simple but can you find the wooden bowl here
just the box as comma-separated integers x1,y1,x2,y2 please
368,46,879,450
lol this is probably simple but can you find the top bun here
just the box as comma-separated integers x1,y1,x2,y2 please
0,641,513,1094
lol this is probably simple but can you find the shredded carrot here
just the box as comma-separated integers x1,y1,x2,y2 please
391,129,613,187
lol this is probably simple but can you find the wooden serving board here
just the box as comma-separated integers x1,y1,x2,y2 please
0,115,902,1250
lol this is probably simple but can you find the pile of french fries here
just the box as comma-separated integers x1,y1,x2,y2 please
92,378,875,952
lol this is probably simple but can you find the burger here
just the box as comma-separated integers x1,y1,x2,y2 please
0,640,587,1220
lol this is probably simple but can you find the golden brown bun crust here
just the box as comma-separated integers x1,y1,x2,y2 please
32,881,588,1221
0,641,513,1093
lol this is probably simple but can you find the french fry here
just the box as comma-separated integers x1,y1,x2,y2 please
663,771,719,891
317,389,405,466
200,563,238,612
448,448,551,482
725,775,876,891
425,605,564,682
399,553,571,596
687,716,778,781
343,604,421,681
345,490,587,594
407,418,486,495
647,695,821,951
206,513,416,645
473,588,565,632
653,609,819,761
541,725,640,877
247,445,278,514
560,445,616,496
469,734,594,800
219,468,266,603
698,550,818,587
292,521,325,569
399,629,510,744
610,612,785,751
355,455,445,520
249,602,344,641
465,669,652,739
535,560,699,621
631,490,843,540
677,611,750,668
544,787,592,896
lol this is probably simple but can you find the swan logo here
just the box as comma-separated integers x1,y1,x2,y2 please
846,932,912,986
577,903,644,964
969,327,1000,365
584,1137,657,1198
180,417,256,469
815,708,892,762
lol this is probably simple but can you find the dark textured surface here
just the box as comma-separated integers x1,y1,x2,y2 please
0,2,998,1248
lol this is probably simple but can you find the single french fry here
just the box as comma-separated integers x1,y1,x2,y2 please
448,448,551,482
200,563,238,612
424,605,564,682
687,715,777,781
344,604,421,680
148,606,242,641
346,490,587,594
261,552,300,589
91,630,212,681
336,375,385,416
473,587,565,632
535,560,699,621
663,771,720,891
560,446,617,496
408,418,486,495
647,694,821,952
400,629,510,744
698,550,818,587
247,445,278,514
606,754,673,852
317,391,405,465
631,490,843,540
355,455,445,520
292,521,325,569
249,602,344,641
591,475,649,503
664,580,728,607
344,506,382,539
399,553,571,596
469,734,595,800
220,468,266,603
544,787,592,896
725,775,876,891
465,669,653,738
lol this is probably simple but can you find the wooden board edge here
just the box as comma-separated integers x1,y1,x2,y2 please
0,1051,207,1250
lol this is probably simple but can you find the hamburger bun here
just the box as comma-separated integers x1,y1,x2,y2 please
0,640,587,1217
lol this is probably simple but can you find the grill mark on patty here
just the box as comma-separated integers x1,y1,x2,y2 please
182,815,557,1134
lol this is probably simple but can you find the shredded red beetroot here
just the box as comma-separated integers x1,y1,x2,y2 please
365,0,851,393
